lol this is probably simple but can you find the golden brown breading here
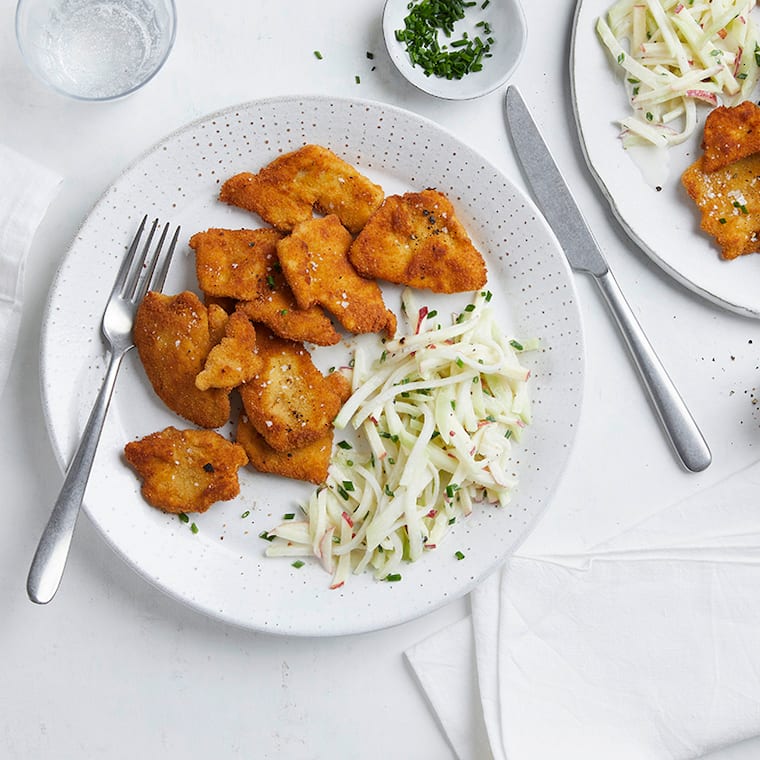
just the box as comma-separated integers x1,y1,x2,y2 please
276,215,396,337
190,227,284,301
219,144,384,235
190,226,340,346
324,368,353,404
238,329,344,452
701,101,760,172
235,412,332,485
124,426,248,514
196,311,261,391
207,302,230,346
133,291,230,428
682,153,760,259
348,189,487,293
235,292,340,347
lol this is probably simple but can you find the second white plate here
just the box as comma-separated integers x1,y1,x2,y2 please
572,0,760,318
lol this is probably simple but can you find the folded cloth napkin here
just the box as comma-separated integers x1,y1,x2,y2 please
406,459,760,760
0,145,61,397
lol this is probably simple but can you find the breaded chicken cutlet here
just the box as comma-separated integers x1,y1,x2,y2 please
190,227,340,346
191,227,284,301
277,214,396,337
195,311,261,391
239,329,346,452
682,102,760,260
236,415,334,485
219,144,384,235
133,291,230,428
348,189,487,293
682,153,760,259
236,367,351,484
701,101,760,172
125,426,248,514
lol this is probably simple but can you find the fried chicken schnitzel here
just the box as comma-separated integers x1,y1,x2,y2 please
236,413,333,485
195,311,261,391
238,329,345,452
682,101,760,260
133,291,230,428
124,426,248,514
190,227,340,346
219,144,384,235
276,214,396,337
701,101,760,172
348,189,487,293
682,153,760,259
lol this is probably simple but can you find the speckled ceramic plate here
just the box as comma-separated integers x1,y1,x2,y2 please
40,95,584,636
572,0,760,318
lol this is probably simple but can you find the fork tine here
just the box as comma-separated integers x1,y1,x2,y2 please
132,221,169,302
109,215,147,298
122,217,159,299
150,225,181,294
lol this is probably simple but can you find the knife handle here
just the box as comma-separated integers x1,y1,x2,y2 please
594,269,711,472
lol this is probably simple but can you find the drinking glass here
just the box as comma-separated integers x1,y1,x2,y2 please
16,0,177,101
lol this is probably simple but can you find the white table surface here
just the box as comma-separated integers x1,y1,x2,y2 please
3,1,760,758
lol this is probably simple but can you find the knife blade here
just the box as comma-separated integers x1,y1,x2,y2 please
505,85,711,473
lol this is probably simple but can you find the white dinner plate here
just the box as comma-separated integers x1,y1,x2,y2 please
572,0,760,318
40,95,584,636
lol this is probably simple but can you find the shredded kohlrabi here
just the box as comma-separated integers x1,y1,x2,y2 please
596,0,760,147
264,288,535,588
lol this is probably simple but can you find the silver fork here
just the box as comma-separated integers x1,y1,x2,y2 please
27,216,181,605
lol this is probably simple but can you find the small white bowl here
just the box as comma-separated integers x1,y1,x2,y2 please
382,0,527,100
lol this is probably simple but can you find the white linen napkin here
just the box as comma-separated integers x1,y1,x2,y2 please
406,459,760,760
0,145,61,396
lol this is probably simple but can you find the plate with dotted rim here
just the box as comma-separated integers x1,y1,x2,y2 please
40,95,584,636
572,0,760,318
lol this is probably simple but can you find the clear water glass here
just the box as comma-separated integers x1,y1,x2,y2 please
16,0,177,101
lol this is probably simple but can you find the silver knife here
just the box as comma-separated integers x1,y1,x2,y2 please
505,85,711,473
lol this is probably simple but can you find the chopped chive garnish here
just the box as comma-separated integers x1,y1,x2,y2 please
384,573,402,582
178,513,189,523
241,510,250,519
455,550,465,560
337,485,350,500
342,480,355,492
337,440,352,450
283,513,295,520
259,530,275,541
314,50,323,60
394,0,495,80
366,51,375,59
190,522,199,534
509,339,524,351
292,560,305,569
355,75,361,84
464,304,475,312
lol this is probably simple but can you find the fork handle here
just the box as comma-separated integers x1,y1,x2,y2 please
27,349,127,604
